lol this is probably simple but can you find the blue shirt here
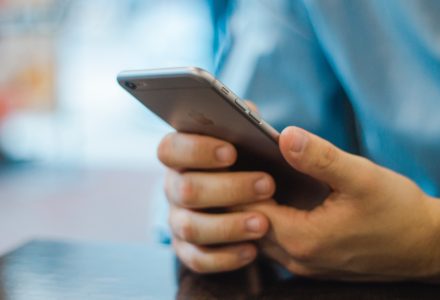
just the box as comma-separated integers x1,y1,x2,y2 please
214,0,440,196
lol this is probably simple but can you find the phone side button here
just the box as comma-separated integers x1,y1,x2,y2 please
221,86,230,95
235,98,248,112
249,111,261,124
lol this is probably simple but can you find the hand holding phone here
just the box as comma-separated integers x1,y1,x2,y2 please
117,66,329,273
118,67,329,208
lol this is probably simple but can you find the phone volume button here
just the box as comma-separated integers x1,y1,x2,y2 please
249,111,261,124
220,86,230,95
234,98,248,112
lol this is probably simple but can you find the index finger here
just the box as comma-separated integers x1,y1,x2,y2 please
244,100,258,113
157,132,237,170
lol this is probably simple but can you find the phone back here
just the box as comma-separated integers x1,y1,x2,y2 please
118,67,328,209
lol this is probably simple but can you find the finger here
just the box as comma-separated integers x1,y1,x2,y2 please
259,238,316,277
279,126,378,193
244,100,258,113
172,237,257,273
169,204,269,245
258,237,292,267
240,200,312,259
158,132,237,169
165,170,275,208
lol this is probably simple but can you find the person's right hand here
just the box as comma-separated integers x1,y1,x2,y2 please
157,132,275,273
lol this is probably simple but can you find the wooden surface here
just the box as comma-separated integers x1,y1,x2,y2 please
1,240,440,300
0,240,177,300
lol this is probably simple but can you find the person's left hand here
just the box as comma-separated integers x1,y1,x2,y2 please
242,126,440,282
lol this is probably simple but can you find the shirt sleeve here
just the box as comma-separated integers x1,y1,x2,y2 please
215,0,360,154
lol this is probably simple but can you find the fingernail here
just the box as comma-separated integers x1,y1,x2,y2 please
289,127,307,153
245,216,262,233
215,145,233,163
254,177,271,195
239,247,255,261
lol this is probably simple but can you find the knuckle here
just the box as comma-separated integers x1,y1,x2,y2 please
176,175,197,207
157,133,174,165
314,143,338,171
173,239,206,273
179,213,198,243
186,252,205,273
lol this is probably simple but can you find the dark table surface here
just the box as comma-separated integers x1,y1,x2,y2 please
1,240,440,300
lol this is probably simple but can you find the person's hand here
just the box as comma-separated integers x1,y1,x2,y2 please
157,132,275,273
243,126,440,281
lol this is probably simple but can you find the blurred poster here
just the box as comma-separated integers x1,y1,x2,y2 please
0,0,57,119
0,35,56,115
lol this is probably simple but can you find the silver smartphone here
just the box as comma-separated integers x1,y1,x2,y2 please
117,67,328,209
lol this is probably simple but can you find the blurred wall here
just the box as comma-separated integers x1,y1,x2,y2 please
0,0,213,168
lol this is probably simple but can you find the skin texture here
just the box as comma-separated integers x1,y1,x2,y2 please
157,106,440,281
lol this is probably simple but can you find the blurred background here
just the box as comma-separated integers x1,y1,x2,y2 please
0,0,216,252
0,0,214,167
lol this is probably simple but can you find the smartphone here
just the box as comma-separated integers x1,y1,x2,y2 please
117,67,328,209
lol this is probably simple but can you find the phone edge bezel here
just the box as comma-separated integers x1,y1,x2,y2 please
117,66,281,144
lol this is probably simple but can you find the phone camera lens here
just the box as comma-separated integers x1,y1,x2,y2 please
125,81,137,90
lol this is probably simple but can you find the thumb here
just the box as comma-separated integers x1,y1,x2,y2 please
279,126,374,193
